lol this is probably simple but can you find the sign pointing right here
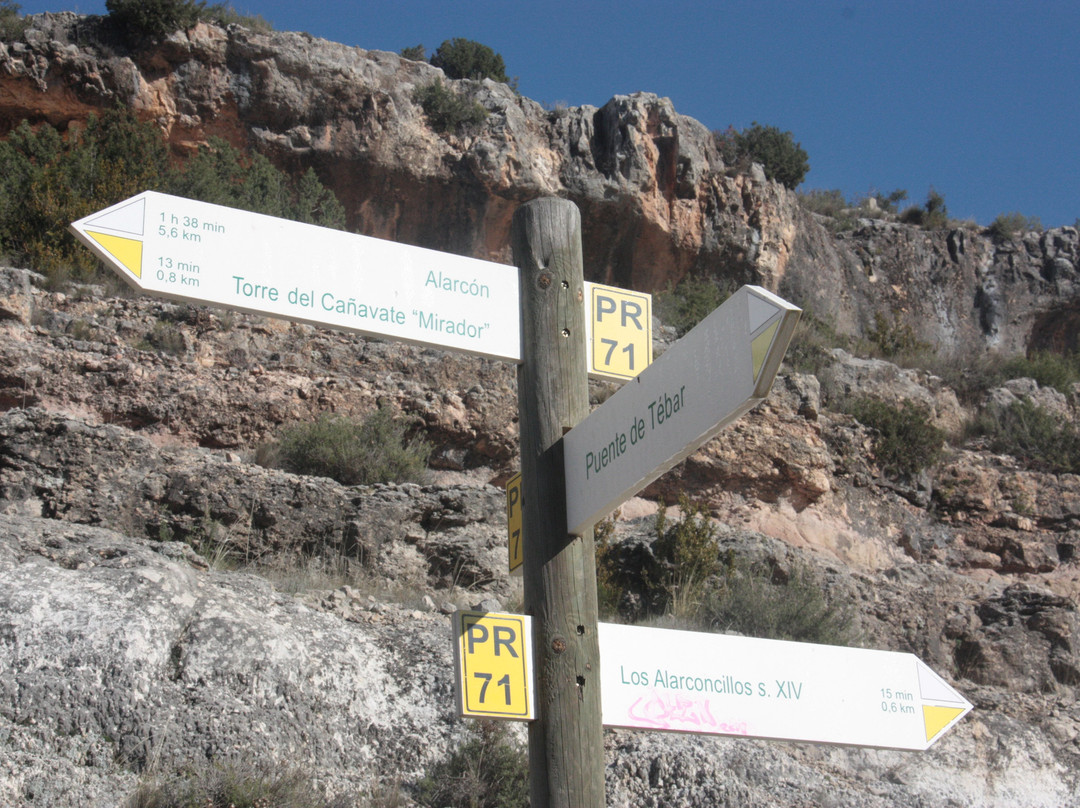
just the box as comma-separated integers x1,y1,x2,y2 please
563,285,801,536
599,623,973,750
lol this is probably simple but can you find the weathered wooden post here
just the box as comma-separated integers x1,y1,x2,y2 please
512,198,605,807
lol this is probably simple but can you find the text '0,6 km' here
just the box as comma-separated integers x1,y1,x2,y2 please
70,191,522,362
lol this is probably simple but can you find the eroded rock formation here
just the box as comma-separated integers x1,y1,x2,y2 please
2,13,1078,358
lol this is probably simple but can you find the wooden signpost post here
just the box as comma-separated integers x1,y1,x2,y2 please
511,199,605,807
75,193,970,808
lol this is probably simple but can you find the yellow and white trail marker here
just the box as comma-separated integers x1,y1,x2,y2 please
71,191,522,362
505,472,523,575
583,281,652,381
599,622,972,750
452,610,534,720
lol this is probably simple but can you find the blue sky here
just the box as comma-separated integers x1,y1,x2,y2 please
19,0,1080,227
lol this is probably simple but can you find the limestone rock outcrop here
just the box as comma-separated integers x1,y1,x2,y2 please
2,13,1078,358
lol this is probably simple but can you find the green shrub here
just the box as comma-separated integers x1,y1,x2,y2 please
0,117,344,284
593,510,623,619
967,400,1080,474
417,721,528,808
106,0,203,44
999,351,1080,394
399,44,426,61
653,495,721,621
784,308,847,376
200,2,273,31
142,320,187,355
413,80,488,133
923,187,949,229
901,187,949,230
798,188,848,218
126,760,343,808
430,38,508,82
730,122,809,189
866,311,931,360
655,274,730,337
898,204,925,226
871,188,908,213
987,211,1043,241
170,138,345,227
0,111,172,280
705,558,855,645
844,397,945,479
0,1,28,39
594,495,720,622
928,350,1080,405
269,409,431,486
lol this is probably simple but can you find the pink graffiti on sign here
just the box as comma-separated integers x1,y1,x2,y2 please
627,689,749,735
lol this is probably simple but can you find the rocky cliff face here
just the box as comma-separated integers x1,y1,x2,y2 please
0,267,1078,806
1,11,1079,808
2,12,1078,358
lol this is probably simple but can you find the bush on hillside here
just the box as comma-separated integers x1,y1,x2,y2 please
652,495,722,620
719,122,809,189
798,188,848,218
871,188,908,213
413,80,488,133
0,111,172,281
106,0,203,43
967,400,1080,474
201,2,273,31
900,187,949,230
844,397,945,479
266,409,431,486
127,759,343,808
866,311,931,360
430,38,508,82
0,115,345,284
0,1,28,39
417,721,528,808
655,273,730,337
987,211,1042,241
706,558,855,645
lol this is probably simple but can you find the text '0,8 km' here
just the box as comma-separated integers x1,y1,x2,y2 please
69,191,522,362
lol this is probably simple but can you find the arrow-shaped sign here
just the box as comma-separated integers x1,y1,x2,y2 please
70,191,522,362
599,622,972,750
563,285,801,536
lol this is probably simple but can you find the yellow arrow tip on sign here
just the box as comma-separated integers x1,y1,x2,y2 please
923,704,966,742
751,319,780,382
86,230,143,279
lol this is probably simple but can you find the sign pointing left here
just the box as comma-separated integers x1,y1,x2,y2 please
71,191,522,362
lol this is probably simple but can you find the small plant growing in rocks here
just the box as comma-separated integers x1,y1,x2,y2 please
413,80,488,134
844,397,945,479
417,720,528,808
266,409,431,486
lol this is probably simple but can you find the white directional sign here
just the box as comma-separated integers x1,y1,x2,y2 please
70,191,521,362
599,623,972,750
563,285,800,536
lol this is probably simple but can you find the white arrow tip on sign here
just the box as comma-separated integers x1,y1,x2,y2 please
85,197,146,236
915,658,972,746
